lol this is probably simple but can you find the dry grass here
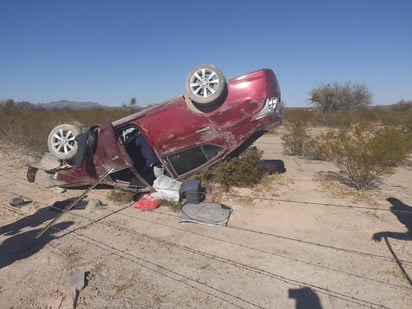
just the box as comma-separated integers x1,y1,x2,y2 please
107,189,134,203
0,105,132,155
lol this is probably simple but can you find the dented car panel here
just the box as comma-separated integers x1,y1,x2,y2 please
136,98,220,155
29,66,282,192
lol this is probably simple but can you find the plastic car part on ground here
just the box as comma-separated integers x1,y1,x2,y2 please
9,197,31,207
31,152,62,170
27,152,69,183
178,202,233,226
67,271,85,308
179,180,203,203
84,199,104,213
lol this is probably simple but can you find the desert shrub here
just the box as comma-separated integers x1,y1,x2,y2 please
316,126,410,190
198,146,265,189
303,137,329,160
309,82,372,112
281,122,333,160
281,121,312,155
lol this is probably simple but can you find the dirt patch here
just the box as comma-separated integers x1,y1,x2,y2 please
1,133,411,308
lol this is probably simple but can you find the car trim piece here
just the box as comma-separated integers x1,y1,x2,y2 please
112,112,146,127
196,126,211,133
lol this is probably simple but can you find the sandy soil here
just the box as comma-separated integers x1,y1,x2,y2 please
0,130,411,309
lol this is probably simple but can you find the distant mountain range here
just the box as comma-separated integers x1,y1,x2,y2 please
34,100,108,109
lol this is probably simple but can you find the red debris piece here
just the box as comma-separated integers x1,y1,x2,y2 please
133,193,161,209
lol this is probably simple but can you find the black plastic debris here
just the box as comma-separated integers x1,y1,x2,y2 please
179,180,203,203
9,197,31,207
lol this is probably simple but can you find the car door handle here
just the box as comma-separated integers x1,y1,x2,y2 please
196,126,211,133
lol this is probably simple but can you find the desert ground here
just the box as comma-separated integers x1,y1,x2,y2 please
0,130,411,309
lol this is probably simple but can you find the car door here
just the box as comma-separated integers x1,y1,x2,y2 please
92,122,134,177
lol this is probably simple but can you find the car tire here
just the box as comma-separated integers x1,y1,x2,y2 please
185,64,227,108
47,124,81,160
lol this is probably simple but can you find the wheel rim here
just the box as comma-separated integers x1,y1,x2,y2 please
51,128,77,155
189,68,220,98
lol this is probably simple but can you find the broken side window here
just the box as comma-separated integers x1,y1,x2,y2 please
165,144,223,176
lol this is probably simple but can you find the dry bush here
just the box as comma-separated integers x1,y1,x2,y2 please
281,115,411,190
309,82,372,112
302,137,329,160
281,121,311,155
197,147,266,189
315,126,411,190
107,188,134,203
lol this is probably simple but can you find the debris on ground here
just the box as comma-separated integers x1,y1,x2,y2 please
133,178,205,210
84,199,104,213
179,180,203,203
50,186,66,194
178,202,232,226
9,197,31,207
67,271,86,308
151,174,182,202
133,193,161,209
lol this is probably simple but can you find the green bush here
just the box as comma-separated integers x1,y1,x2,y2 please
198,146,265,189
316,126,410,190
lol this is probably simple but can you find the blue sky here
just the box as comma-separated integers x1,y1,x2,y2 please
1,0,411,107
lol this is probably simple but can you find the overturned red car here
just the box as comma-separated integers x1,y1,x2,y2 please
27,64,282,192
